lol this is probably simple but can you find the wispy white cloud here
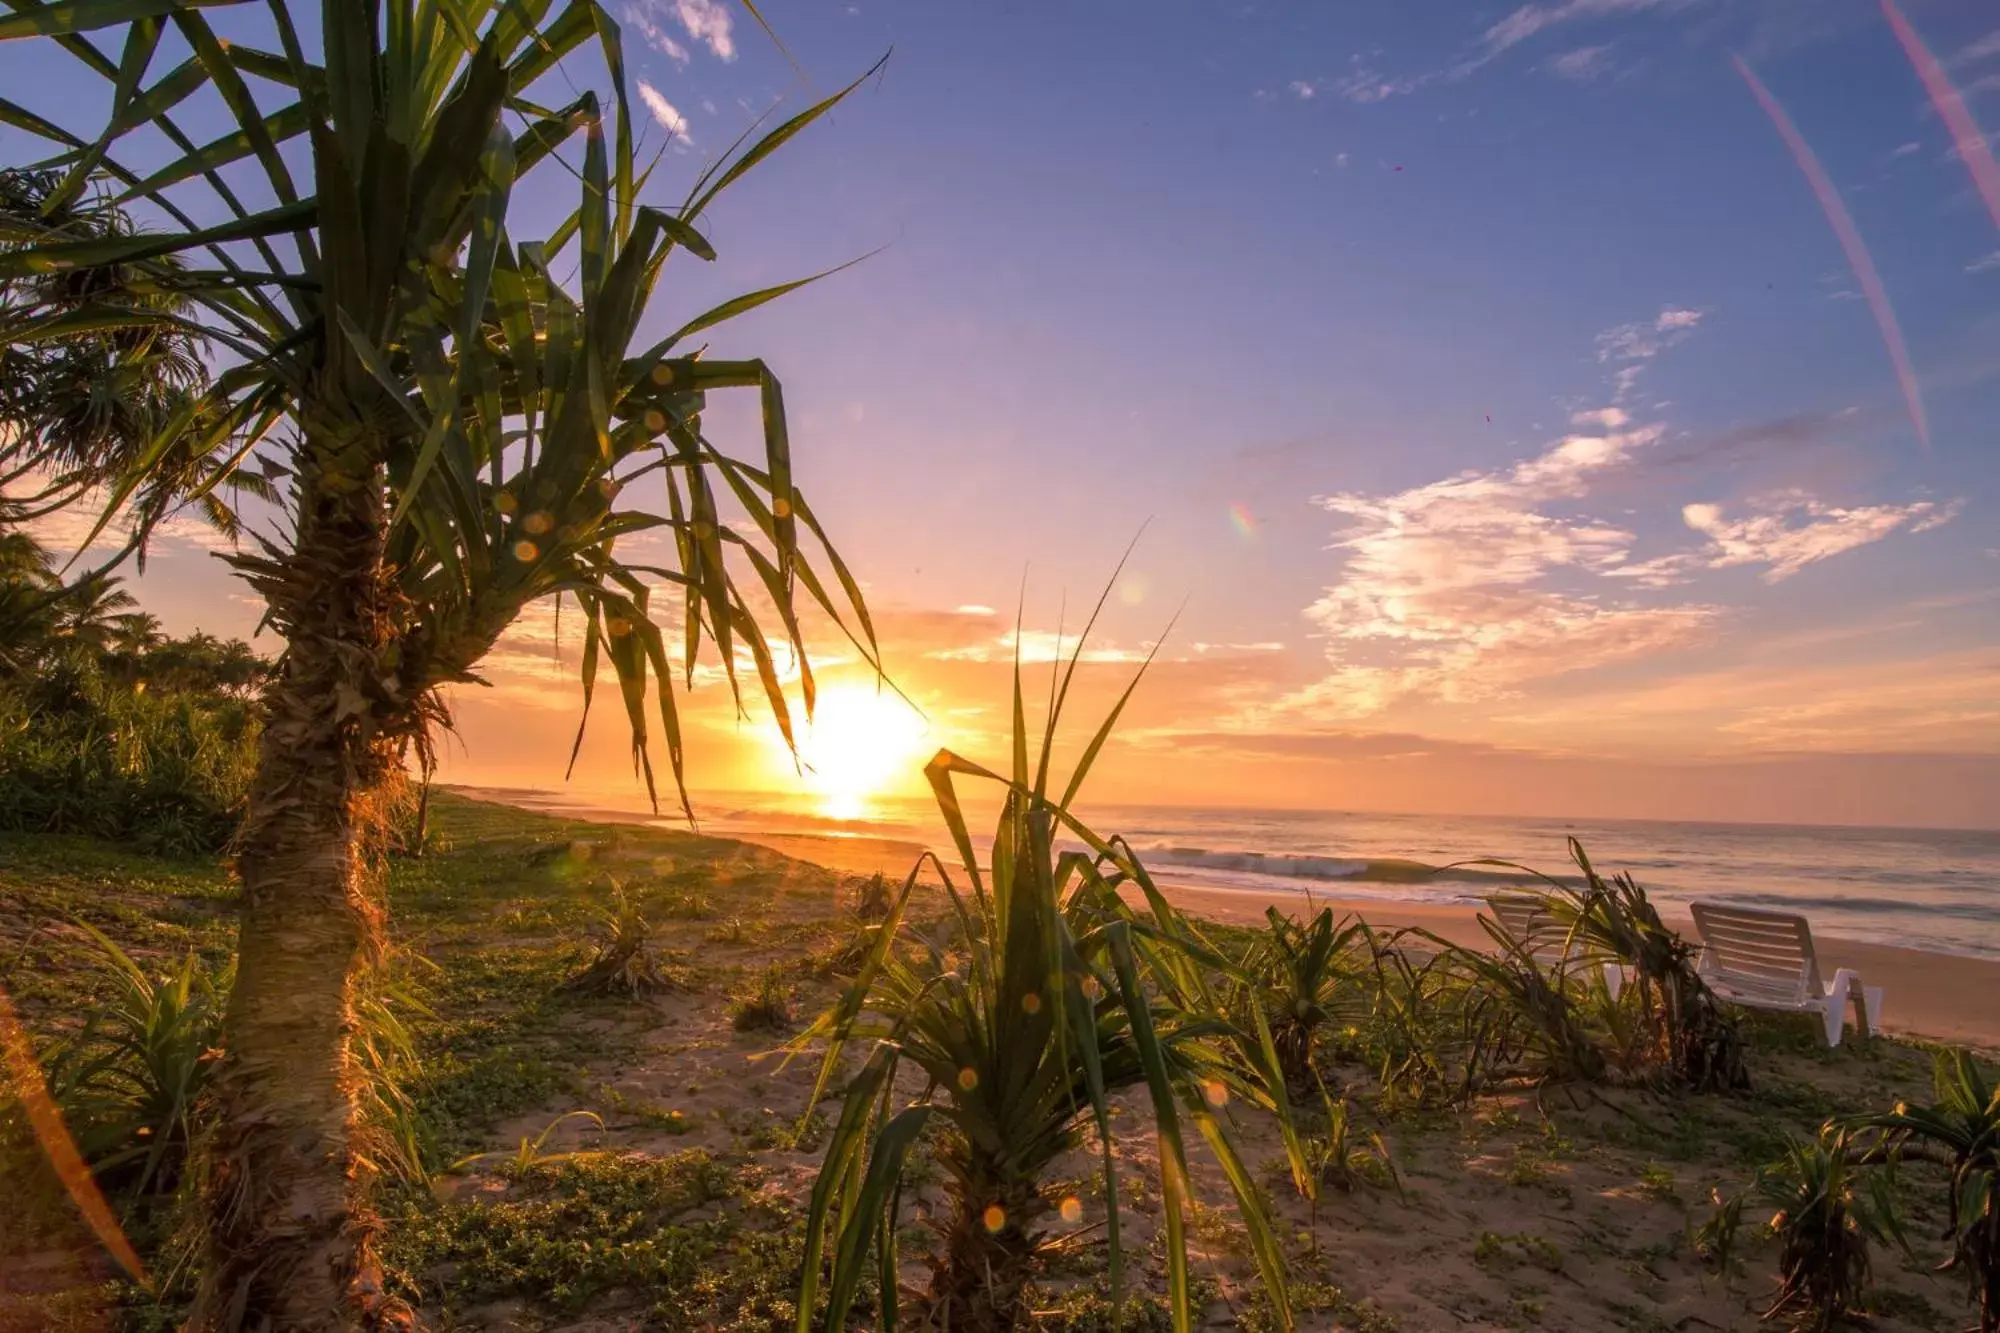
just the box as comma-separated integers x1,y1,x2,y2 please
1289,79,1319,100
636,80,691,142
1594,307,1705,399
1968,249,2000,273
1336,0,1693,103
670,0,735,61
623,4,689,63
1951,28,2000,67
1890,140,1922,158
1282,413,1718,717
1682,494,1963,581
1596,307,1705,363
1546,43,1615,80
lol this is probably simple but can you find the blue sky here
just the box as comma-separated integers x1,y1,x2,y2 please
6,0,1998,824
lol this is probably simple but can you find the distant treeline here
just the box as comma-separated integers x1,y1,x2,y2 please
0,517,266,856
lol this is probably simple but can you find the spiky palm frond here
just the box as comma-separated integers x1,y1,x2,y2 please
0,0,883,813
793,615,1296,1333
1861,1050,2000,1331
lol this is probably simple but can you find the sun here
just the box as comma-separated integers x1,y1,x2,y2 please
784,682,930,820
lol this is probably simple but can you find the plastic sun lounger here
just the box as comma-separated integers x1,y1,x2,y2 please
1689,901,1883,1047
1486,893,1625,1000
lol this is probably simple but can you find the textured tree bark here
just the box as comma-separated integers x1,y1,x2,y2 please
926,1180,1045,1333
188,443,413,1333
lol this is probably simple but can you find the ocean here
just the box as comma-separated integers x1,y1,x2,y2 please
507,787,2000,961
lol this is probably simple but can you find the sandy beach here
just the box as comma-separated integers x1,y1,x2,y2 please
461,797,2000,1052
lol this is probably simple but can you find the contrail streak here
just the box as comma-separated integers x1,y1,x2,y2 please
1881,0,2000,235
1733,55,1930,452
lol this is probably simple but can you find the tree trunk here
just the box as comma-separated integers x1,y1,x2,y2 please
925,1184,1045,1333
188,446,414,1332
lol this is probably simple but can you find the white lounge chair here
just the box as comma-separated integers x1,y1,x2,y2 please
1689,902,1883,1047
1486,893,1625,999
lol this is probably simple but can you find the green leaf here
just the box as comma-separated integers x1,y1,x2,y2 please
0,0,245,42
0,198,314,281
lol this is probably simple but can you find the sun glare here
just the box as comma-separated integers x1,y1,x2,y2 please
785,683,930,820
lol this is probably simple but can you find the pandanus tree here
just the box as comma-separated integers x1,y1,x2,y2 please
796,632,1300,1332
0,2,876,1326
0,165,271,539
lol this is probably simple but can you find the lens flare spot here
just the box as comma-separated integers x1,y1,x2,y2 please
1228,502,1259,541
982,1204,1006,1233
495,491,519,515
523,511,554,536
1201,1078,1228,1108
644,408,667,432
652,363,676,385
1059,1195,1083,1224
957,1067,979,1092
1080,975,1102,1001
512,540,539,562
1021,992,1042,1015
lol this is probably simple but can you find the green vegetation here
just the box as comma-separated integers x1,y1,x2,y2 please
7,791,1998,1332
795,647,1301,1333
0,524,264,857
1861,1050,2000,1332
1728,1130,1903,1332
0,0,883,1321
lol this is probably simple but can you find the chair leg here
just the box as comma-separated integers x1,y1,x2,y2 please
1861,985,1883,1038
1818,993,1845,1046
1825,968,1871,1044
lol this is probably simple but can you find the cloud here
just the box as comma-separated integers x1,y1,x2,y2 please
1952,29,2000,67
670,0,735,61
1338,0,1692,102
1283,414,1721,717
1891,140,1922,158
1594,307,1705,398
1546,43,1615,79
1481,0,1692,56
1969,249,2000,273
1681,494,1964,581
1334,152,1352,168
636,80,691,141
622,4,689,63
1638,405,1872,471
1289,79,1319,100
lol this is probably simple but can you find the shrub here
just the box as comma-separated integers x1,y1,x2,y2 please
41,925,229,1197
794,638,1299,1333
561,885,683,999
1860,1049,2000,1332
729,965,794,1033
0,652,255,856
1718,1129,1902,1332
1246,906,1367,1095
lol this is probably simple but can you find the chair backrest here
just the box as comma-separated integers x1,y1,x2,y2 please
1689,902,1821,1002
1487,893,1569,958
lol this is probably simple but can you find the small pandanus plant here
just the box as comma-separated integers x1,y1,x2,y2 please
792,619,1299,1332
1246,905,1367,1095
1861,1049,2000,1332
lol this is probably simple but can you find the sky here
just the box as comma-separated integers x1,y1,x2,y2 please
7,0,2000,828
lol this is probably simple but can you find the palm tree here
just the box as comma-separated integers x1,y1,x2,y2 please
0,165,273,541
50,570,138,655
0,5,879,1327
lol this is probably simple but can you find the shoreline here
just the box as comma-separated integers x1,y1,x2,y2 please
454,787,2000,1050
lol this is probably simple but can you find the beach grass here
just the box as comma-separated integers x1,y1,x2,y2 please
2,791,1992,1331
